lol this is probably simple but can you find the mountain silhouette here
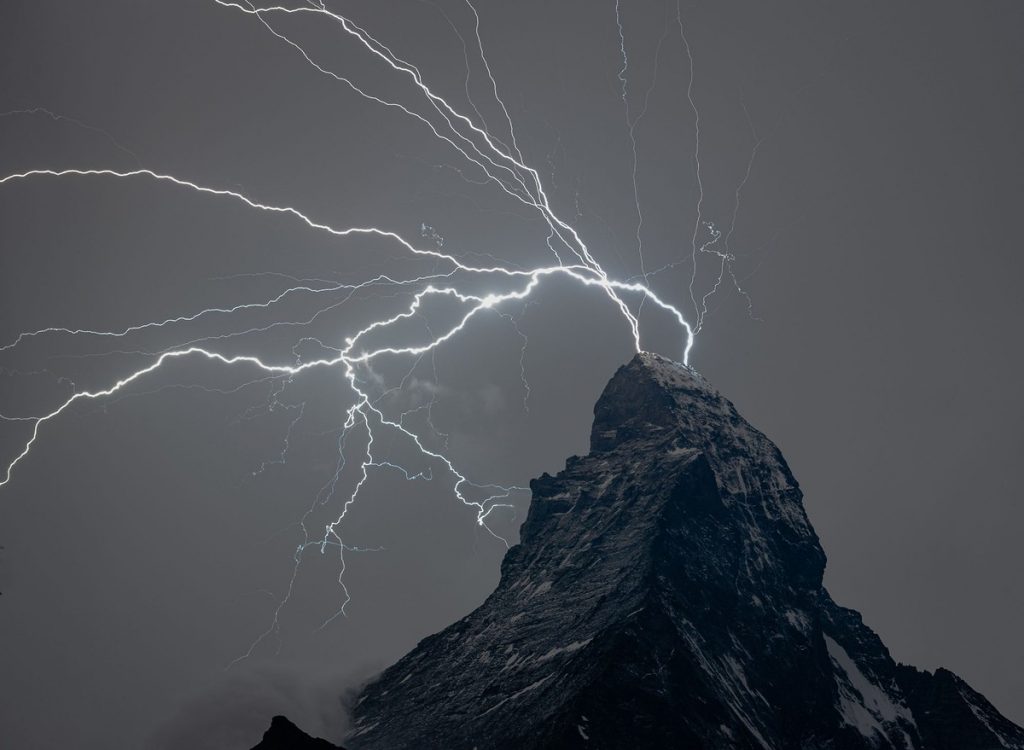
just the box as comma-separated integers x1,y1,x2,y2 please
250,715,346,749
255,353,1024,749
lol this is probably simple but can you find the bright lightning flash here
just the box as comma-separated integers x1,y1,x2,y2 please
0,0,754,663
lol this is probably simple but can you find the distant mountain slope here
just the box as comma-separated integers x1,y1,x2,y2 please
336,352,1023,749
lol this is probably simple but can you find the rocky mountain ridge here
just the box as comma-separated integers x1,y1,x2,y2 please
254,353,1023,749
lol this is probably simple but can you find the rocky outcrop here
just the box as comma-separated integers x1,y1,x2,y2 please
251,715,344,750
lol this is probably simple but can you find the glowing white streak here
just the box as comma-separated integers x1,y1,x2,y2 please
616,4,671,313
463,0,526,163
326,12,608,278
219,1,672,374
0,278,349,352
73,374,284,425
255,398,305,476
270,3,538,201
426,342,450,450
134,272,460,357
0,347,307,489
220,1,546,232
0,156,695,534
321,406,374,621
677,2,706,325
0,253,693,491
615,0,644,280
425,0,493,150
0,1,714,654
215,0,642,322
695,104,762,332
0,167,473,267
0,168,694,357
497,308,531,412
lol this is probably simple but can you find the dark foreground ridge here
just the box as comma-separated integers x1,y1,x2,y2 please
256,353,1024,749
250,715,346,750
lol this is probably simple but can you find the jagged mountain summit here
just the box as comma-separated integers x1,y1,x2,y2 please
257,352,1024,749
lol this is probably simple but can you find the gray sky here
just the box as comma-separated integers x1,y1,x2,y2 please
1,2,1022,748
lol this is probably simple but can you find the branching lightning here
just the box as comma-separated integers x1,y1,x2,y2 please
0,0,760,663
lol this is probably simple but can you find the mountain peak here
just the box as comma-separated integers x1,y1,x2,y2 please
589,351,705,452
339,355,1023,749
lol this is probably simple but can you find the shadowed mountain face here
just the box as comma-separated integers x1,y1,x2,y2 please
274,353,1023,749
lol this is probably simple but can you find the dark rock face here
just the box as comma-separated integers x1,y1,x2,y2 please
895,666,1024,750
251,715,344,750
344,353,1024,749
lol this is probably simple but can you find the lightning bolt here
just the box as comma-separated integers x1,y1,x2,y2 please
616,0,674,315
676,1,709,326
0,0,758,663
